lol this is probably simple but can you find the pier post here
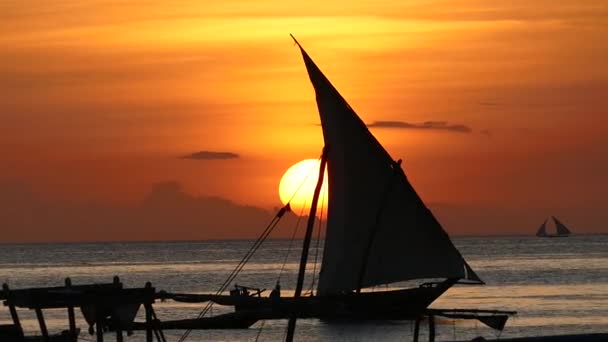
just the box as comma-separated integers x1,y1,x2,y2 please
413,316,421,342
2,283,24,339
65,278,77,335
35,307,50,341
145,304,153,342
96,307,104,342
145,282,153,342
428,314,435,342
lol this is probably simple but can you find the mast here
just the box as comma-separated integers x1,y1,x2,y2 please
285,147,328,342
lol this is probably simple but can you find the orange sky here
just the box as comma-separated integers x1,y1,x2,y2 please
1,0,607,241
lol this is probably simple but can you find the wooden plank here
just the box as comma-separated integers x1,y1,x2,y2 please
6,282,123,308
6,285,154,309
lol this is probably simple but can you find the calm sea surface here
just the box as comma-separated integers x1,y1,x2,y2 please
1,235,607,341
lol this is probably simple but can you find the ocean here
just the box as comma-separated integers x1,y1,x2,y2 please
1,235,606,341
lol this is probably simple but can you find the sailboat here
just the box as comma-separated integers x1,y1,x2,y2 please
212,34,483,315
536,216,572,237
282,34,484,314
160,36,514,340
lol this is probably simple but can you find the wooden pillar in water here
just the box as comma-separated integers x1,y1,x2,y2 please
2,283,24,339
116,314,123,342
112,275,124,341
145,282,153,342
65,278,77,335
145,304,153,342
96,306,104,342
413,316,421,342
35,307,49,341
428,314,435,342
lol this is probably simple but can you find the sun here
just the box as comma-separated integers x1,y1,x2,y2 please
279,159,328,216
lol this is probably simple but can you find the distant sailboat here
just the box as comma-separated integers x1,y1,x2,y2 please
536,216,572,237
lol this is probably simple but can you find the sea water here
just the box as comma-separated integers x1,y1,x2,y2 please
1,235,606,341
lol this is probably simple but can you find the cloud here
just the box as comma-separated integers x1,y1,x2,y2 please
367,120,473,133
180,151,239,160
0,181,273,242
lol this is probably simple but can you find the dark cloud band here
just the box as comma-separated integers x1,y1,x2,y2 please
368,120,473,133
181,151,239,160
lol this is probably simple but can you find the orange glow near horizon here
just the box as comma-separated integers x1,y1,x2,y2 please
1,0,607,240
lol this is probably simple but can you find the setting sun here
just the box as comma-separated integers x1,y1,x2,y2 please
278,159,328,216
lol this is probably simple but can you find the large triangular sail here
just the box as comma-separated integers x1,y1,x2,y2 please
292,38,483,295
552,216,572,236
536,220,548,237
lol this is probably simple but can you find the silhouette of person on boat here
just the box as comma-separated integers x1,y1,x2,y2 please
230,284,265,299
231,284,249,297
270,281,281,304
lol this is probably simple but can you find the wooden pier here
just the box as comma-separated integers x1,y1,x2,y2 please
1,277,165,342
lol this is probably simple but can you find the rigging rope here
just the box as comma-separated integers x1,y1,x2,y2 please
284,157,322,205
278,155,321,282
308,183,325,295
277,200,307,282
177,205,289,342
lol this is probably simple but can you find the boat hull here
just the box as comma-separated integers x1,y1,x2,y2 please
229,281,454,321
153,280,457,330
153,285,451,330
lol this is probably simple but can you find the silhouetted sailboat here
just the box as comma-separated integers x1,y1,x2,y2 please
163,36,514,341
210,33,483,316
536,216,572,237
281,34,488,339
